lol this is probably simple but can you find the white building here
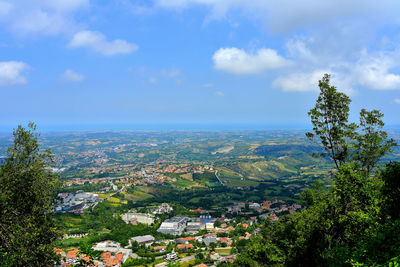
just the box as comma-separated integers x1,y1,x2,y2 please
121,212,155,225
130,235,155,247
153,203,173,214
158,216,189,235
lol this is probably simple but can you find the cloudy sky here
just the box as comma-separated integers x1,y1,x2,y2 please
1,0,400,130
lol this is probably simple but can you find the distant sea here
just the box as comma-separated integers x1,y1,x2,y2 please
0,123,311,132
0,123,399,133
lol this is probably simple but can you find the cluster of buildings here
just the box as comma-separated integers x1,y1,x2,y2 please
227,200,302,216
121,203,173,226
56,204,300,267
153,202,173,214
61,160,214,189
54,191,103,213
56,240,132,266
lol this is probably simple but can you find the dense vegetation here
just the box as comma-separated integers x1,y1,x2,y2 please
0,123,61,266
234,74,400,266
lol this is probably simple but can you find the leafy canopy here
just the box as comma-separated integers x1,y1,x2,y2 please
306,73,396,174
0,123,61,266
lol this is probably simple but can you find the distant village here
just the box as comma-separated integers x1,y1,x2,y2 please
63,163,214,188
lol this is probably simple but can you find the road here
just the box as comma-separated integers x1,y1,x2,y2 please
215,170,225,186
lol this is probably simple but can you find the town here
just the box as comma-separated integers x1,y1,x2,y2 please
55,195,302,266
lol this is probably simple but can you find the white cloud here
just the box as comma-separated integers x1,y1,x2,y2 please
161,68,180,78
149,77,158,84
273,70,355,95
68,30,138,56
61,69,85,82
161,68,183,84
355,52,400,90
273,70,328,92
11,9,67,35
214,91,224,96
203,83,214,87
155,0,400,33
33,0,89,12
394,98,400,104
213,47,289,74
0,1,12,17
0,61,29,86
0,0,88,36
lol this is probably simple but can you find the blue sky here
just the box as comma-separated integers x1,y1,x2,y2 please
1,0,400,131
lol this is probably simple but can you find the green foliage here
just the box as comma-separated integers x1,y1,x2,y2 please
352,109,397,174
306,74,396,172
235,75,400,266
306,74,353,168
380,161,400,220
214,220,222,227
122,256,154,266
0,123,61,266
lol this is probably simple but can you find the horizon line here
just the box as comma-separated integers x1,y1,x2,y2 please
1,122,400,133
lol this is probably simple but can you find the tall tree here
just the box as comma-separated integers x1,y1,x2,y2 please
306,74,396,173
352,109,396,174
306,74,354,169
0,123,61,266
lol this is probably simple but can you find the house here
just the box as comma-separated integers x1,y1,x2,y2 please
166,252,177,261
190,208,205,214
176,237,195,244
92,241,132,263
205,222,214,231
66,249,79,264
102,252,124,266
176,244,194,250
153,203,173,214
249,202,261,209
153,246,167,252
219,237,232,246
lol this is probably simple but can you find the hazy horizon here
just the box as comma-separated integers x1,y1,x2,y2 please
1,122,400,134
1,1,400,128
